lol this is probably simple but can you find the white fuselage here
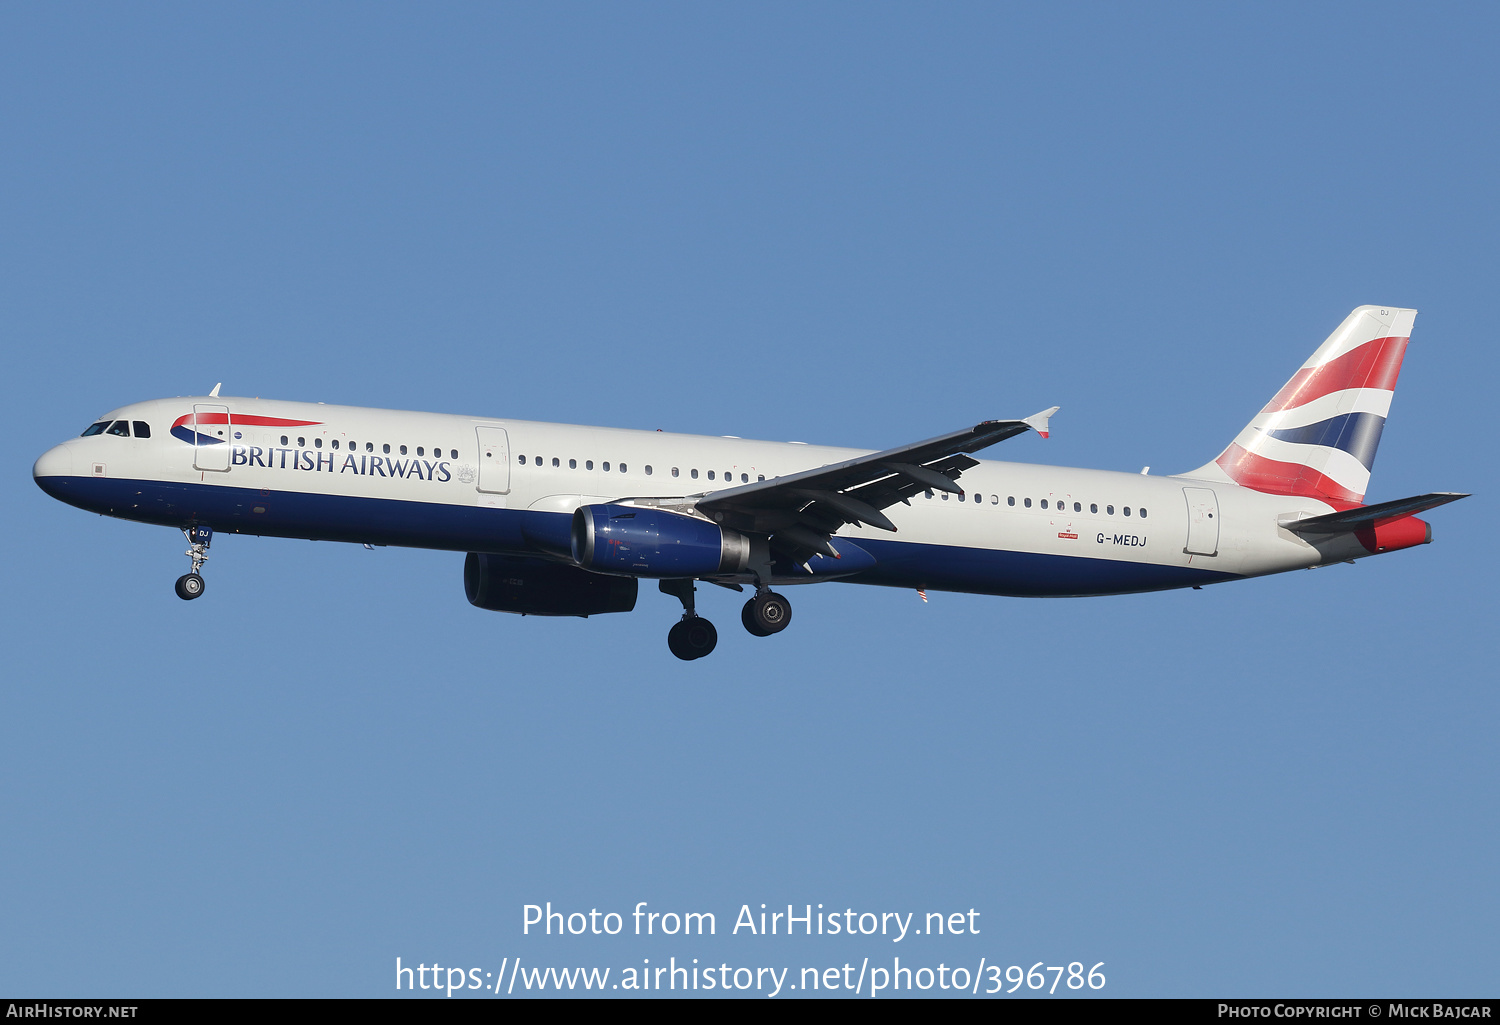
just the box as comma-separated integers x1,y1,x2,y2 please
33,395,1370,597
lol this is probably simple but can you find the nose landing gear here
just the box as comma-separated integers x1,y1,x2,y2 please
176,525,212,601
742,589,792,637
659,578,717,660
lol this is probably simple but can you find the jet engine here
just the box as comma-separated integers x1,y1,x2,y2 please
463,552,637,617
571,504,751,577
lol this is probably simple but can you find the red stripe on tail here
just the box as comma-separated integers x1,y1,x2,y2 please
1215,443,1366,503
1262,335,1409,413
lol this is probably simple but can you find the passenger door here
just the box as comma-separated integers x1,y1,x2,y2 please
193,403,231,472
1183,487,1220,556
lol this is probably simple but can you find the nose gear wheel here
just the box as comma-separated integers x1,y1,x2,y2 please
177,525,213,600
175,573,205,600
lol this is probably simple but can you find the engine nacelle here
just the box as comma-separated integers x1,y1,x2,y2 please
572,504,751,577
464,552,638,617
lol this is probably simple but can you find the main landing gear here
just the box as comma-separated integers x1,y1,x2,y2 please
660,579,793,659
176,525,212,601
660,579,717,661
742,589,792,637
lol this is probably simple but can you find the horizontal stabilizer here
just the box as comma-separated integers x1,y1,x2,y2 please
1281,492,1469,534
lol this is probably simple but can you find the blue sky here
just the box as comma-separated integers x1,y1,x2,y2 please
1,3,1494,997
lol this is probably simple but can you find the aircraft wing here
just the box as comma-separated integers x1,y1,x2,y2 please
1282,492,1469,534
696,408,1057,564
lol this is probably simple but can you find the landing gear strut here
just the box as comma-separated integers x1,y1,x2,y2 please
742,588,792,637
660,579,717,660
176,525,212,601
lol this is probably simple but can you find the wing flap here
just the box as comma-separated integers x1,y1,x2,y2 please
693,411,1055,567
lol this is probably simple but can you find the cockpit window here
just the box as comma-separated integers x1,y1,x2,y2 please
80,421,111,437
132,421,151,439
106,421,130,437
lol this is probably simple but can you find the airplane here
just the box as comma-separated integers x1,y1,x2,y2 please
32,305,1466,660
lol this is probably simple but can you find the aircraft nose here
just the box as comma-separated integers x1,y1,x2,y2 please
33,443,75,487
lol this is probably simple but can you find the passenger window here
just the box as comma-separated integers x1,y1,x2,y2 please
1124,507,1131,516
570,459,577,469
315,438,323,448
645,465,653,475
741,473,748,483
1040,499,1048,509
106,420,130,437
552,457,559,467
1024,498,1031,508
383,444,390,454
132,421,151,438
1090,503,1098,513
400,445,407,455
517,454,525,464
671,467,679,477
80,421,111,437
991,495,998,504
281,435,289,445
620,463,627,473
450,450,457,459
690,469,698,479
416,447,424,456
925,490,933,499
586,460,594,470
1007,496,1015,506
297,437,306,447
367,443,375,453
1073,502,1081,512
757,475,765,482
941,492,949,501
973,493,981,503
603,462,610,471
1140,508,1148,519
707,470,715,480
1107,505,1114,515
332,439,341,450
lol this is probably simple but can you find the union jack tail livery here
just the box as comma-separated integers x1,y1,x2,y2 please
1191,305,1415,505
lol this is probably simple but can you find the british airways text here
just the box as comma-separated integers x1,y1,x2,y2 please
230,445,453,482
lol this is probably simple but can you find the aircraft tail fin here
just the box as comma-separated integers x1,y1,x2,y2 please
1183,306,1416,504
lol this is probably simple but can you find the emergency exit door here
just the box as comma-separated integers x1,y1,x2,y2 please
476,426,511,494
